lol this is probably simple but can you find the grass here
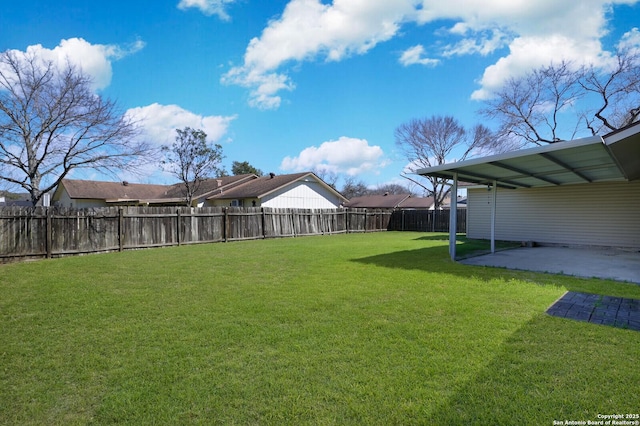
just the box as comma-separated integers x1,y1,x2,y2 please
1,232,639,425
453,236,522,259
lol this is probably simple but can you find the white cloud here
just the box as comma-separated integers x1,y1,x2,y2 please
280,136,387,176
125,103,237,146
399,45,440,67
6,37,145,91
470,35,605,100
177,0,236,20
442,28,510,57
618,27,640,51
222,0,414,109
416,0,624,99
226,0,638,108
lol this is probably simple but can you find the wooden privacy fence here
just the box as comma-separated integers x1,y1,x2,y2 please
0,206,465,261
387,209,467,233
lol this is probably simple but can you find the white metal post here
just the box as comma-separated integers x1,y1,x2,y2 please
449,174,458,260
490,179,497,253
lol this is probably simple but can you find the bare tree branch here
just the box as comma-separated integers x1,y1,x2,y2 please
395,115,496,208
0,50,154,205
481,51,640,145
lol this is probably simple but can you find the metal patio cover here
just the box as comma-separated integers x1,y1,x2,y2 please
415,122,640,189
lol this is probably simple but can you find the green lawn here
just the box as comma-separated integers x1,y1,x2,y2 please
1,232,639,425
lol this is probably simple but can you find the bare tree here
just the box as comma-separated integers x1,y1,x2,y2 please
395,115,495,208
162,127,225,206
369,183,414,196
311,168,339,190
0,50,151,205
481,49,640,145
340,176,370,199
580,48,640,134
480,61,583,146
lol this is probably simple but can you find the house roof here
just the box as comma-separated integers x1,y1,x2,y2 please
344,194,435,209
416,121,640,189
163,174,257,199
399,196,435,208
55,174,258,205
208,172,348,202
59,179,170,202
346,194,409,208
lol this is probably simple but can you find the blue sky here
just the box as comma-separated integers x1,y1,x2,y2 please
2,0,640,190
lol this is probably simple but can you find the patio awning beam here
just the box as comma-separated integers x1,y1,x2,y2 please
489,161,561,186
539,152,592,183
433,170,527,189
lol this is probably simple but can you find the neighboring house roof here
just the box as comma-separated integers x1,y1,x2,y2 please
345,194,410,209
208,172,348,202
345,194,434,209
399,196,435,209
54,174,258,205
53,172,346,206
58,179,169,202
164,174,257,200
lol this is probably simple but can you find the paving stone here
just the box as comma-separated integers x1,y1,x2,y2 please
546,291,640,332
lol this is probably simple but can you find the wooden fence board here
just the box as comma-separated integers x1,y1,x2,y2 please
0,206,466,261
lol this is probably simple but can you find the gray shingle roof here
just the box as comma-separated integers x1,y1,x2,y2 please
208,172,347,201
58,174,258,203
345,194,434,209
61,179,169,201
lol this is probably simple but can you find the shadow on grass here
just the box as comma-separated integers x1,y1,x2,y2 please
351,243,640,298
411,234,451,242
425,313,640,424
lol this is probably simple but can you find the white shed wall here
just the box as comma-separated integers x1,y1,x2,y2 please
467,180,640,248
262,181,342,209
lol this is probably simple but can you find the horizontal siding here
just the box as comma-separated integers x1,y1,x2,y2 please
262,182,342,209
468,180,640,248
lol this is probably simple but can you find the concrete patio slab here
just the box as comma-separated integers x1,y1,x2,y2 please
459,246,640,284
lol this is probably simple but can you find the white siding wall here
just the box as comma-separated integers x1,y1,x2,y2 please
262,181,342,209
467,180,640,248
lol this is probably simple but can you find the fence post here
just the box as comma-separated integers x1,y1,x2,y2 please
365,209,369,233
118,207,124,252
223,207,229,242
176,208,181,246
291,210,296,237
346,208,350,233
46,207,53,259
261,208,266,239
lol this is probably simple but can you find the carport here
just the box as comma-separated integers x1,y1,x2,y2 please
416,122,640,262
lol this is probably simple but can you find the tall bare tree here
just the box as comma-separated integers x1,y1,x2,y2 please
481,48,640,146
580,48,640,134
311,168,339,190
0,50,151,205
395,115,495,208
369,183,414,196
340,176,369,199
480,61,583,146
162,127,224,206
